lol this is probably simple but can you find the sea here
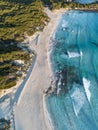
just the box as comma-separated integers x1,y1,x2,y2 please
46,1,98,130
74,0,98,4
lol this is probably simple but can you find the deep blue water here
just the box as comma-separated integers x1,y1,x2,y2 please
46,11,98,130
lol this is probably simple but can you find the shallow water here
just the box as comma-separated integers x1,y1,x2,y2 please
46,11,98,130
74,0,98,4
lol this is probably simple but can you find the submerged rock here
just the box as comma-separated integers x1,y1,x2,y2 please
45,65,83,96
0,118,10,130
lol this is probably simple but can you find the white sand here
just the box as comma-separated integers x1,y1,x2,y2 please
14,8,65,130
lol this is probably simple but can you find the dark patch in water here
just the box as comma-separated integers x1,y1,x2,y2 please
91,41,98,47
45,65,82,96
55,65,82,95
0,118,10,130
68,44,79,52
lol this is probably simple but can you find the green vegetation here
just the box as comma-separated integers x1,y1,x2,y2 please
0,0,98,41
0,40,31,89
57,2,98,10
0,0,49,89
0,0,49,41
41,0,98,10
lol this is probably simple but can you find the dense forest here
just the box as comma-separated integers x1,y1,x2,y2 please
0,0,49,41
41,0,98,9
0,0,49,89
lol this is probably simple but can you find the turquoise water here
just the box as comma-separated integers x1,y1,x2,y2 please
74,0,98,4
46,11,98,130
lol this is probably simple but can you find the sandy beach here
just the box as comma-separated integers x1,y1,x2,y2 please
14,8,65,130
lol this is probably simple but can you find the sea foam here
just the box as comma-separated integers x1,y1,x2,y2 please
62,20,68,28
71,83,85,116
68,51,81,58
83,77,91,102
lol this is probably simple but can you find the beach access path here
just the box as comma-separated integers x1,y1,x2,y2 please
14,9,64,130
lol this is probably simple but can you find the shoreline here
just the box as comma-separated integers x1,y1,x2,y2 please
43,94,54,130
74,8,98,12
1,5,98,130
14,8,65,130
